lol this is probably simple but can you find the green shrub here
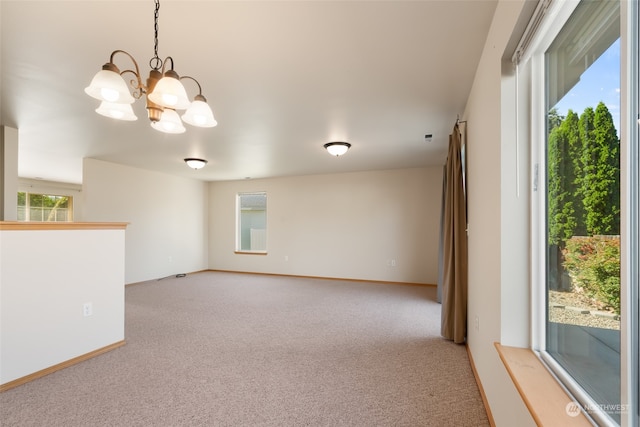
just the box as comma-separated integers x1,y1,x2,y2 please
562,235,620,314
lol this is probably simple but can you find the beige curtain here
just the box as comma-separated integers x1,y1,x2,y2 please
440,123,468,343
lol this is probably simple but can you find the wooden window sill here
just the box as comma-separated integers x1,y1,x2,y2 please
495,343,592,426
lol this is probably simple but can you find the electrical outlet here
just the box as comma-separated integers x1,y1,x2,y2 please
168,256,173,263
284,255,289,262
83,302,93,317
474,316,479,331
391,259,397,267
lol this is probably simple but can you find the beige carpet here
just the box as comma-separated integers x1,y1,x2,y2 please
0,271,489,426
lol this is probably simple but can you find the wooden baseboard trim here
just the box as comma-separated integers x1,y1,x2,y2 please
0,340,126,393
125,270,210,287
125,270,435,288
206,269,436,287
466,344,496,427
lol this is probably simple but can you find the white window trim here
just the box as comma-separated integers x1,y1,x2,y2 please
621,1,640,424
529,0,581,356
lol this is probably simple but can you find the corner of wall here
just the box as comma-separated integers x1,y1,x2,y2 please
1,126,19,220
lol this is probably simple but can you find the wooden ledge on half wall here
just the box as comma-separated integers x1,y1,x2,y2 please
0,221,129,230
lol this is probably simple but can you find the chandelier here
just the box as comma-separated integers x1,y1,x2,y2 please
84,0,217,134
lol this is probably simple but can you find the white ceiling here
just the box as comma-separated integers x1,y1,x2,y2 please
1,0,497,184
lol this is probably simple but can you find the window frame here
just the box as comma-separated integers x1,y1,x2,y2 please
17,191,74,222
529,0,580,355
235,191,268,255
524,0,634,425
624,0,640,423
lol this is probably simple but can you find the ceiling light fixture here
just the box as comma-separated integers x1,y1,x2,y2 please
324,142,351,156
85,0,217,134
184,158,208,170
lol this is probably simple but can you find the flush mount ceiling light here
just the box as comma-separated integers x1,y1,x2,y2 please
184,158,208,170
85,0,217,134
324,142,351,156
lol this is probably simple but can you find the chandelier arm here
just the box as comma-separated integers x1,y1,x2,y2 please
179,76,203,96
108,50,145,94
159,56,176,73
120,70,146,99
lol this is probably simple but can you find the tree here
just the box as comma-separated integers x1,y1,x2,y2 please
565,111,585,236
548,108,564,131
548,109,581,246
580,102,620,236
547,104,620,293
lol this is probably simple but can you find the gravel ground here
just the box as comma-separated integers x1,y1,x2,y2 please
549,290,620,330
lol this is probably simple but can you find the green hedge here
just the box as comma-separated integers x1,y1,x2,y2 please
562,235,620,314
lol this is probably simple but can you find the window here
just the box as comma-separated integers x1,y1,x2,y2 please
17,192,73,222
522,0,638,424
544,2,621,423
236,192,267,253
544,2,622,423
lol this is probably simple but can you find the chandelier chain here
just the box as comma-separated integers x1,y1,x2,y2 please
150,0,162,70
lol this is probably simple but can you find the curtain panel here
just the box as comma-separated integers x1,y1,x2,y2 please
437,165,446,304
440,123,468,344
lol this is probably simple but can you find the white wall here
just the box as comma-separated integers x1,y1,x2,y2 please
500,57,531,348
0,226,125,384
464,1,536,425
82,158,208,284
209,167,441,284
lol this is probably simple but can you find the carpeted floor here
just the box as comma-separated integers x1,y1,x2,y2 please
0,271,489,426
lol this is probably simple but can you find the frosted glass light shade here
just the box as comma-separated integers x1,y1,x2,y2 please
184,158,208,169
147,73,190,110
150,108,186,134
95,102,138,121
181,100,217,127
324,142,351,156
85,69,135,104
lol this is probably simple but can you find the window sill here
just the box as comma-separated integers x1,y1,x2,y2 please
234,251,267,255
494,343,592,426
